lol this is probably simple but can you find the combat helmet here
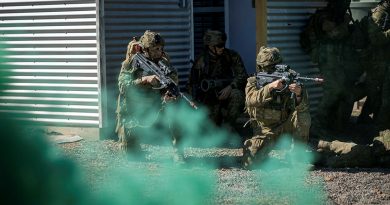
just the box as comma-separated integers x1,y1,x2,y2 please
256,46,282,71
139,30,165,49
203,30,227,47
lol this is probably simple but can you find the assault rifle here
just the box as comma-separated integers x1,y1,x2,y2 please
132,53,198,109
199,78,233,92
256,64,324,98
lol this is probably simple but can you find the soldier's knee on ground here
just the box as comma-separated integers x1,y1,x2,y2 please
242,136,272,169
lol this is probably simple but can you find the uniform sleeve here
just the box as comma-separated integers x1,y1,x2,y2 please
118,60,143,95
230,52,248,90
295,88,310,113
245,76,273,107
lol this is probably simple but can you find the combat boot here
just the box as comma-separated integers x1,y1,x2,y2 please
242,136,271,169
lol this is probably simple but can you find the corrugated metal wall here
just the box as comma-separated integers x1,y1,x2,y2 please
0,0,99,126
101,0,193,135
193,0,225,58
103,0,193,89
267,0,326,113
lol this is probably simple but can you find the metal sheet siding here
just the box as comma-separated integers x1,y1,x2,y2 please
103,0,193,90
0,0,99,126
267,0,326,113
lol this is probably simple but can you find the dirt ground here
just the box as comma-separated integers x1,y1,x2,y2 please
51,101,390,205
57,139,390,205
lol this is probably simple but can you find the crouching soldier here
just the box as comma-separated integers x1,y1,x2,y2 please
115,30,184,163
242,46,311,169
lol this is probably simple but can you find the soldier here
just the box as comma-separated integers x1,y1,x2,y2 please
242,47,311,169
187,30,248,131
300,0,365,136
357,0,390,130
314,129,390,167
115,30,184,162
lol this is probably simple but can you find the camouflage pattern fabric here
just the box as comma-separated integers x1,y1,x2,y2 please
256,46,282,70
242,75,311,168
140,30,165,49
115,33,180,154
315,129,390,167
358,1,390,130
300,3,365,134
188,48,248,127
203,30,226,47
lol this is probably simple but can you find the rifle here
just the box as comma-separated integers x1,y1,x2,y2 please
256,64,324,98
199,78,233,92
132,53,198,109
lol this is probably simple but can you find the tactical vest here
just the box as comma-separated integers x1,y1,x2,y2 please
246,88,293,128
201,49,235,80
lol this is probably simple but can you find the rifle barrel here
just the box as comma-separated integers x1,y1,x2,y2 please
297,76,324,82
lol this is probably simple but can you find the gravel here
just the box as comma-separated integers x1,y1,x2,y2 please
58,140,390,205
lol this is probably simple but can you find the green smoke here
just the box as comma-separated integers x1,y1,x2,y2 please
95,166,216,205
254,135,326,205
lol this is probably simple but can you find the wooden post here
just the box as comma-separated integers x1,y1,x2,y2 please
255,0,267,54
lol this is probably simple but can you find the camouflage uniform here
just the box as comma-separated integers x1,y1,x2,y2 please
242,47,311,169
300,0,365,134
115,30,183,159
315,129,390,167
188,30,248,128
358,0,390,130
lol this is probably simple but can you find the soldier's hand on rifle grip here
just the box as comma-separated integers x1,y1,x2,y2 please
269,79,284,91
218,85,232,100
141,75,160,86
163,90,177,103
288,83,302,97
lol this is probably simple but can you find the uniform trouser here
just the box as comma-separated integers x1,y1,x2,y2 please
316,129,390,167
314,43,363,131
242,110,311,168
208,88,244,127
316,140,374,167
116,111,183,158
314,68,354,131
375,66,390,130
359,64,390,130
